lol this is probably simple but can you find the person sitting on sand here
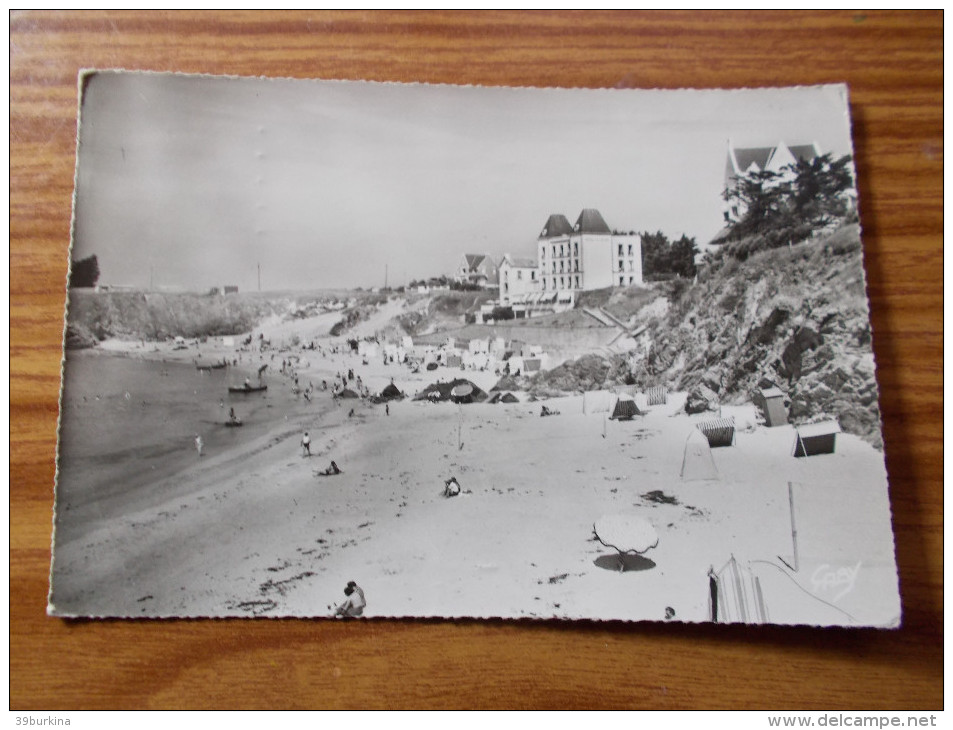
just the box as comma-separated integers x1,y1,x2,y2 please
244,377,252,389
444,476,461,497
347,580,365,605
316,461,342,476
333,584,365,618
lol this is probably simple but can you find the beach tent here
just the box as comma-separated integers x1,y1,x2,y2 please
358,340,379,358
523,358,542,373
719,404,759,432
583,390,614,415
491,337,506,355
646,386,667,406
414,379,488,403
379,383,404,400
793,421,840,457
486,392,503,404
610,393,644,421
468,338,489,354
446,354,463,368
680,428,718,481
708,556,769,624
500,392,520,403
401,336,414,350
338,388,359,399
697,417,736,447
755,387,788,427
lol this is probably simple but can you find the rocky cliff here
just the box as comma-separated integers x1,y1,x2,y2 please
639,223,884,448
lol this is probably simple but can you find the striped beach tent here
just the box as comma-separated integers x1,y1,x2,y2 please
697,417,736,447
646,385,667,406
709,556,769,624
610,393,644,421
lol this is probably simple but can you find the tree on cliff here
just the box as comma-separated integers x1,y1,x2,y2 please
722,153,855,249
641,231,698,279
70,254,100,288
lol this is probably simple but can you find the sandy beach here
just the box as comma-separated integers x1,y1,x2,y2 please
50,306,901,626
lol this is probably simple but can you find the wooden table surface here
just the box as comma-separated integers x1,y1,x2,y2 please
10,10,942,710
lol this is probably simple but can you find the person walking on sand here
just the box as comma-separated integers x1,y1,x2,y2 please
194,434,204,458
301,431,312,457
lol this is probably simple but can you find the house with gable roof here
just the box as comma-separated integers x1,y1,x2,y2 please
498,253,538,304
723,139,822,222
455,253,499,288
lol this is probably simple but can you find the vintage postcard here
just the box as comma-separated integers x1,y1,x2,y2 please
51,72,899,626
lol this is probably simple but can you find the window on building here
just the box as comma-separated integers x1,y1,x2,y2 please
560,276,565,289
619,276,624,286
618,259,624,271
531,271,536,280
574,260,579,272
574,243,578,256
628,244,633,256
575,275,580,288
618,244,623,256
552,262,556,273
560,244,564,257
552,245,556,258
541,279,546,290
560,261,564,272
517,270,522,280
629,276,634,284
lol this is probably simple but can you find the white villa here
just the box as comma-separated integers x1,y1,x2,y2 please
498,254,538,305
723,139,822,222
536,209,642,292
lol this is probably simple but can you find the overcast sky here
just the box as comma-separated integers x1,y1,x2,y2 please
71,73,856,292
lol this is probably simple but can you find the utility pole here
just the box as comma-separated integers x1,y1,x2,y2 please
788,481,799,572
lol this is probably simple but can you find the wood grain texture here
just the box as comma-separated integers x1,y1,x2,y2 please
11,10,942,710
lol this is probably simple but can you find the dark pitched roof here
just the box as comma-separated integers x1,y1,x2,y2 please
727,142,820,181
728,146,774,179
786,144,821,163
574,209,611,234
464,254,487,272
539,214,573,239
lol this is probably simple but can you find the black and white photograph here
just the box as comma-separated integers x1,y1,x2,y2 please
50,72,900,626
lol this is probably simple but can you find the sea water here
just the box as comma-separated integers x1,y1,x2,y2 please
54,350,305,543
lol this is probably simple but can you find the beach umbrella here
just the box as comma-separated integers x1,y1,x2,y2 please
450,383,473,398
593,514,659,572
